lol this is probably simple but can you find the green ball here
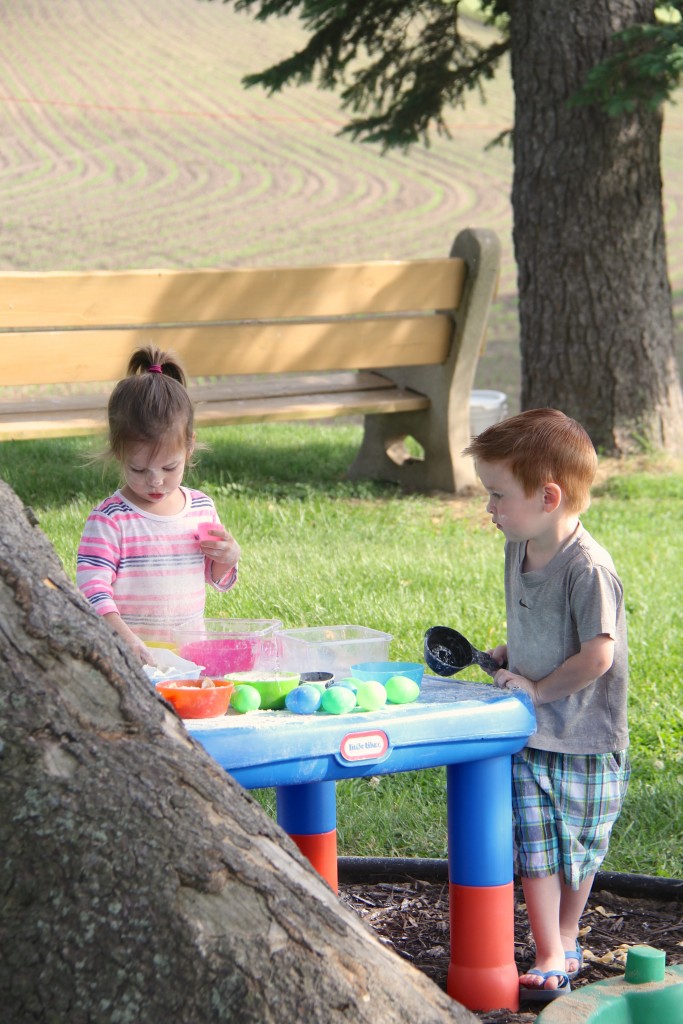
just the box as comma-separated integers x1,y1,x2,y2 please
306,682,327,696
335,677,360,693
385,675,420,705
231,684,262,713
355,680,388,711
321,685,357,715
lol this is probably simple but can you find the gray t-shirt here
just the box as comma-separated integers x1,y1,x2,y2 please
505,523,628,754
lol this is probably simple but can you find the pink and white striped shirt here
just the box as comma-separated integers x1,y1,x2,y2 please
76,487,237,641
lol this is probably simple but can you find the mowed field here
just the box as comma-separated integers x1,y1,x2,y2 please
2,0,683,400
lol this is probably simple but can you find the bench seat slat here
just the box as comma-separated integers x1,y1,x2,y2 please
190,371,398,403
0,373,430,441
0,259,466,327
0,372,397,414
0,318,452,387
194,388,430,425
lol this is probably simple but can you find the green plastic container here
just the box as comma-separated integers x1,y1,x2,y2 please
537,946,683,1024
224,670,299,710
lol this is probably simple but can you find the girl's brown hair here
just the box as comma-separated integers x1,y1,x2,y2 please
107,346,195,459
463,408,598,513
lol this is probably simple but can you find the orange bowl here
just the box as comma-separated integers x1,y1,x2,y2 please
155,678,234,719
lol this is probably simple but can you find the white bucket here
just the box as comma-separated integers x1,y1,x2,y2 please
469,390,509,436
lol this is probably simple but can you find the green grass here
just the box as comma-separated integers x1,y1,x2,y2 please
3,0,683,885
2,425,681,879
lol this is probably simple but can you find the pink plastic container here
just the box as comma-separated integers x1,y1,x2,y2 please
196,522,219,543
175,618,283,676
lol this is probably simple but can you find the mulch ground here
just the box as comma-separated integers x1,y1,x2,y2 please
340,877,683,1023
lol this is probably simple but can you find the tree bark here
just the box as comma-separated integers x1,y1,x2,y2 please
0,480,475,1024
509,0,683,453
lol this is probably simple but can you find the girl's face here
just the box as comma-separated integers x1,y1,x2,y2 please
120,437,191,514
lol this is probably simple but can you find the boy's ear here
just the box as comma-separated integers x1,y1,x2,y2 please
189,431,196,455
542,482,562,512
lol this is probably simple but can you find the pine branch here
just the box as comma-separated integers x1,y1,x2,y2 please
233,0,509,148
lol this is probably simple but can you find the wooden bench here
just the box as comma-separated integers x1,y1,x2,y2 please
0,227,500,493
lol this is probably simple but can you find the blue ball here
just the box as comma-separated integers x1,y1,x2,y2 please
285,683,322,715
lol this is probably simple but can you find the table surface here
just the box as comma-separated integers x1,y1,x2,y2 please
188,677,536,788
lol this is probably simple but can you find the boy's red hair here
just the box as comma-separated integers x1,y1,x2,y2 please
463,408,598,514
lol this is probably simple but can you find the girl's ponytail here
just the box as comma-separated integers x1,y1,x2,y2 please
126,346,187,387
107,346,194,459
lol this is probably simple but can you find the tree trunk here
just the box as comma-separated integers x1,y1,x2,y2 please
509,0,683,453
0,480,475,1024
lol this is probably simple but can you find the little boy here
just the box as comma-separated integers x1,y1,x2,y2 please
463,408,630,1004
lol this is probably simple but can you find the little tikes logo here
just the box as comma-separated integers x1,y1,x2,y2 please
339,730,389,763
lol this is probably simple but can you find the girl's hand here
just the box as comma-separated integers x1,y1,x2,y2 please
130,635,154,666
104,611,154,666
199,525,241,578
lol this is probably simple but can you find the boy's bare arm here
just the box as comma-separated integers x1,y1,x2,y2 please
494,635,615,705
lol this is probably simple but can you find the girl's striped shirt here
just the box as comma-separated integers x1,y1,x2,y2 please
76,487,237,641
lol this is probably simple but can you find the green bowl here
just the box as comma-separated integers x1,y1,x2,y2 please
225,670,300,710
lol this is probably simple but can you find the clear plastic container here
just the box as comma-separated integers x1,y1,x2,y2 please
277,625,392,680
175,618,283,677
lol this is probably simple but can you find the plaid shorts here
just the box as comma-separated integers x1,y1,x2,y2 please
512,747,631,889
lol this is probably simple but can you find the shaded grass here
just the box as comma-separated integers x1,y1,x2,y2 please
1,425,681,878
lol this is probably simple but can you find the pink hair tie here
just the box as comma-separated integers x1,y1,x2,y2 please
148,364,163,374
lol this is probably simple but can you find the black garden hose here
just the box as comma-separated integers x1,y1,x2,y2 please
337,857,683,901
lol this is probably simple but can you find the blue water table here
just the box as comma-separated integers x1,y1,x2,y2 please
189,676,536,1012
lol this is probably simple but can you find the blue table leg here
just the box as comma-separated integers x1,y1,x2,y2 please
446,756,519,1012
276,780,338,891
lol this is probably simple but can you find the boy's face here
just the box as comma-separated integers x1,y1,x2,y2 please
476,459,546,542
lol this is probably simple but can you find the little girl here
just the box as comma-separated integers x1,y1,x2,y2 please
77,346,240,665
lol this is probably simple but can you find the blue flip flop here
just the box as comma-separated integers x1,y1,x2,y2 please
565,939,584,980
519,969,571,1004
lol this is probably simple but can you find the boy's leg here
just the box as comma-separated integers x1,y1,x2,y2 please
519,874,565,989
559,873,595,973
519,871,594,989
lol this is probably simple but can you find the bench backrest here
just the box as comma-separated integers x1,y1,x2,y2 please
0,258,467,387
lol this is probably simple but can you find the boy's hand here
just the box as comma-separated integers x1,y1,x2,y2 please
487,644,508,668
493,667,535,699
495,636,615,705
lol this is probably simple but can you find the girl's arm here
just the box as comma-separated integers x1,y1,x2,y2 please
77,513,122,615
77,512,151,661
493,634,615,704
76,512,150,663
104,612,153,666
199,525,241,588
